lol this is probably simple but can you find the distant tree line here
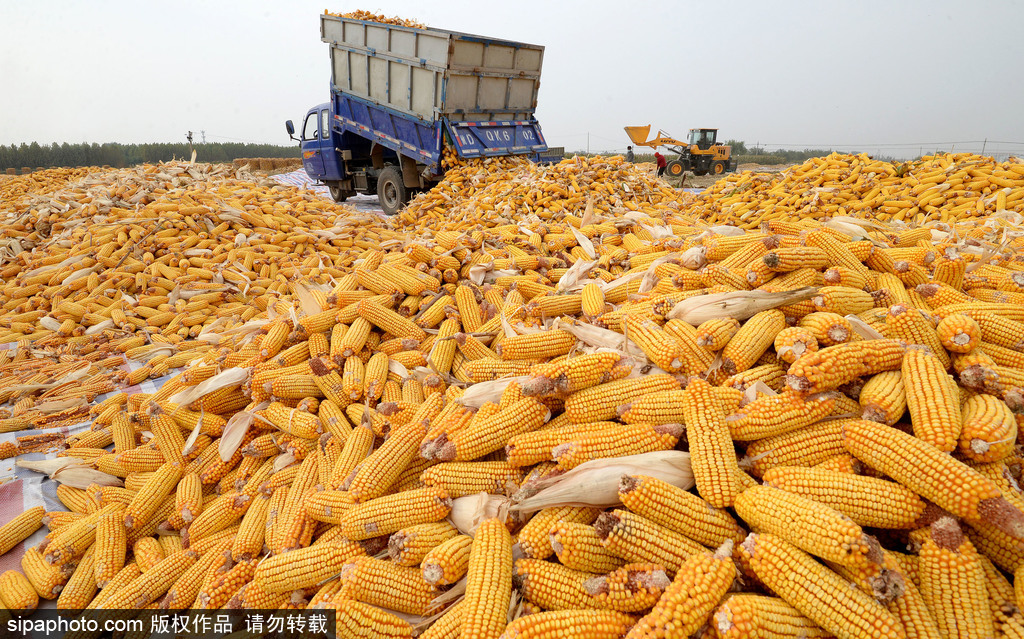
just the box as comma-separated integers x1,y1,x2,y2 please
724,140,839,165
0,142,301,171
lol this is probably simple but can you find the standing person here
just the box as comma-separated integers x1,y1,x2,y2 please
655,151,667,177
625,146,635,162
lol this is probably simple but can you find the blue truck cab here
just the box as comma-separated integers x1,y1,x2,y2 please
286,14,551,215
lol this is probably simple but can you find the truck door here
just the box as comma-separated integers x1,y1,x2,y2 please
300,109,326,178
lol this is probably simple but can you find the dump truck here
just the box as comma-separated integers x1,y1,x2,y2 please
625,125,737,177
287,13,551,214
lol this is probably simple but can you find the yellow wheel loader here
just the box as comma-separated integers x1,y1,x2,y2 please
625,125,737,177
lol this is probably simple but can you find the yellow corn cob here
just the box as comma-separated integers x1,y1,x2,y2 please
901,346,961,452
339,556,439,615
564,374,679,423
615,390,687,425
581,282,606,320
518,505,601,560
721,309,786,375
858,370,906,425
362,351,389,401
95,548,197,609
195,556,256,609
663,319,718,374
521,351,628,398
386,522,457,568
230,492,269,561
773,326,819,364
56,485,94,514
712,593,834,639
158,539,229,610
550,522,625,573
460,518,513,638
43,503,117,566
21,546,73,600
683,377,741,508
513,558,598,610
330,598,416,638
617,474,746,547
761,466,930,529
726,391,836,441
0,568,40,611
253,540,363,593
495,329,576,361
346,420,426,502
358,298,427,340
624,315,688,372
502,610,635,638
936,312,982,354
734,485,878,569
958,393,1017,463
339,485,452,541
742,533,904,639
53,547,96,609
798,311,856,346
811,286,875,315
439,398,550,462
843,420,1024,538
919,518,994,639
787,339,905,394
695,317,741,351
421,461,524,498
625,541,736,638
594,509,704,574
133,536,165,572
422,534,473,586
741,418,848,478
0,505,44,555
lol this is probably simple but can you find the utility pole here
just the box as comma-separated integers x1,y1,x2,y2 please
981,138,987,155
201,130,207,144
186,131,194,154
587,133,590,155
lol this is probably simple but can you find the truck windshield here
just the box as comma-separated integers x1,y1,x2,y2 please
302,112,319,140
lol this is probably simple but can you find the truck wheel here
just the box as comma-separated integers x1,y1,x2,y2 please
666,161,685,177
327,182,348,203
712,161,726,175
377,166,407,216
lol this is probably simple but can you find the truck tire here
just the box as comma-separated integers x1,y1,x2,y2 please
327,182,348,203
377,166,407,216
711,160,727,176
665,160,685,178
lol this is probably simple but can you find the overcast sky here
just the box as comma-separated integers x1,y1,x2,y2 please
2,0,1022,159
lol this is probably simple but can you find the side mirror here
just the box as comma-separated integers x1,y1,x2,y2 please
285,120,296,140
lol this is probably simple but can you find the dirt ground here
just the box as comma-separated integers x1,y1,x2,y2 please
629,160,792,191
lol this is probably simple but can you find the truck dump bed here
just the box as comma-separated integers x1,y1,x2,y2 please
321,14,548,162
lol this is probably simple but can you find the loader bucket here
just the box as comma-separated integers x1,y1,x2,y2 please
624,125,653,146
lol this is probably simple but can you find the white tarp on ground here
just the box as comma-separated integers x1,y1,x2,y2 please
271,169,384,214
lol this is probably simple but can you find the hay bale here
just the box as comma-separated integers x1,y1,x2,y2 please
259,159,274,171
21,167,31,174
5,168,16,175
232,159,246,169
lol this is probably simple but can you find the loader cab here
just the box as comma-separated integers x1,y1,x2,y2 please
688,128,718,151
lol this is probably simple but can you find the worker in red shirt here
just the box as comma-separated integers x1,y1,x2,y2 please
654,151,667,177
